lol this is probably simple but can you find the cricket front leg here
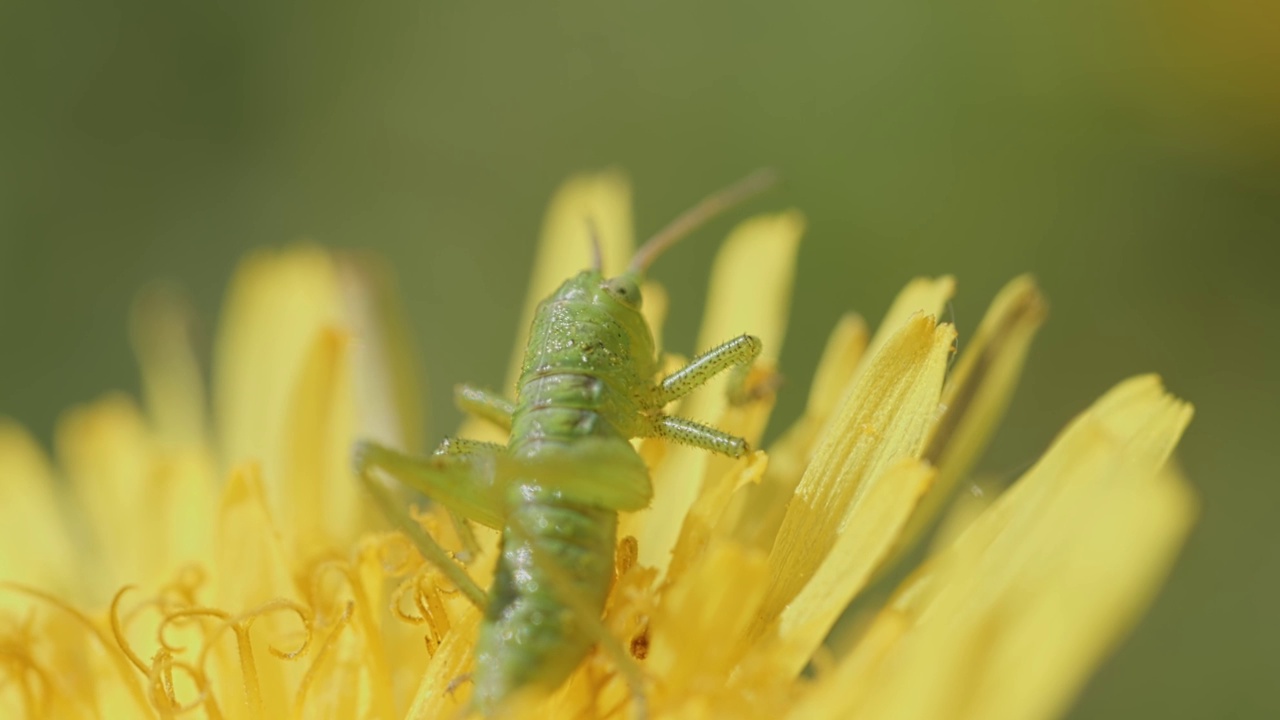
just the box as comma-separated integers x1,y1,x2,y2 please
650,415,750,459
354,440,506,608
454,383,515,432
655,333,769,407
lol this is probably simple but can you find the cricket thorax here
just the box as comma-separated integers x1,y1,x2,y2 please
511,271,658,446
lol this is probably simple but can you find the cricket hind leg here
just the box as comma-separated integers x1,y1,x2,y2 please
428,436,505,561
655,333,771,407
354,440,507,609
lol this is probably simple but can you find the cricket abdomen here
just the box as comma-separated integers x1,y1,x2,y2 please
472,490,617,712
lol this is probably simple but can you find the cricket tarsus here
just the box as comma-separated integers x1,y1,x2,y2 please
355,172,777,717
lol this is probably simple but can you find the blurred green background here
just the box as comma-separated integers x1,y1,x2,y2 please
2,2,1277,717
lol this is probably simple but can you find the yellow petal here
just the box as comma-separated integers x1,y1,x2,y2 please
893,275,1047,568
861,275,955,375
129,282,209,450
786,607,907,719
337,252,429,455
805,313,870,421
281,326,365,557
213,245,343,494
55,394,157,600
758,314,954,629
641,280,669,356
0,420,79,600
847,375,1195,720
405,608,480,719
213,463,296,611
210,464,300,719
970,464,1194,720
664,451,769,588
649,538,770,705
150,449,219,582
633,210,805,572
768,457,933,676
727,312,869,549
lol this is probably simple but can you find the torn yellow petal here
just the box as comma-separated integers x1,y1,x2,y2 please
130,283,208,450
758,315,953,629
768,457,933,676
214,246,343,500
861,275,955,373
282,326,364,557
852,375,1194,720
900,274,1047,554
502,169,634,391
0,420,79,601
726,313,869,550
634,210,804,572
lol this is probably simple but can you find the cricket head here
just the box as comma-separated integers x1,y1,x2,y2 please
547,269,645,315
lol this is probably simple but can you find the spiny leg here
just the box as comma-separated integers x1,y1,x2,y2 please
651,415,750,458
455,383,515,432
435,436,506,457
505,515,649,720
655,334,763,406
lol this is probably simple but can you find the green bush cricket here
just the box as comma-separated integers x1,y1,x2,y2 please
354,169,777,717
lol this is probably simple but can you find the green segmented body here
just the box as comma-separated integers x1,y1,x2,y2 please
473,270,658,708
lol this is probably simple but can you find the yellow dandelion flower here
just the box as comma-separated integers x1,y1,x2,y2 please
0,171,1194,720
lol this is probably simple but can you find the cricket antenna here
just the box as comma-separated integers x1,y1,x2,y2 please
628,168,778,276
586,217,604,272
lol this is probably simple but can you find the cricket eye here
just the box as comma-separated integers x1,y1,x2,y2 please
603,277,642,309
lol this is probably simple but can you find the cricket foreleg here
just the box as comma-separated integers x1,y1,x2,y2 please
651,415,749,459
454,384,515,432
655,333,763,406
